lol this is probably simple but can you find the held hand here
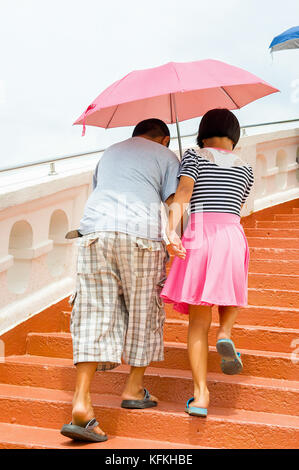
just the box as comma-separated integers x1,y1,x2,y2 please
166,230,186,260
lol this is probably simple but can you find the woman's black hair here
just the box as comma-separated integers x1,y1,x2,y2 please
196,108,240,149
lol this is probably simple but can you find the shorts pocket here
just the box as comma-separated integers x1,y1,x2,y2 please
151,276,166,332
77,237,102,274
152,294,165,333
134,238,166,278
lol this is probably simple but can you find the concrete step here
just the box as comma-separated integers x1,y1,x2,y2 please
247,237,299,249
257,221,299,229
25,333,299,380
163,342,299,380
249,247,299,260
0,384,297,448
248,259,299,275
248,287,299,308
166,320,299,354
162,286,298,309
0,422,200,449
234,305,299,329
275,214,299,221
60,309,299,348
245,228,299,238
27,318,299,355
248,273,299,290
1,356,298,416
158,343,299,380
63,303,299,330
165,304,299,329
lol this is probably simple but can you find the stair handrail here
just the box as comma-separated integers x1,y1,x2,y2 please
1,118,298,174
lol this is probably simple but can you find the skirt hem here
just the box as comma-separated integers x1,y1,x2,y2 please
162,296,247,309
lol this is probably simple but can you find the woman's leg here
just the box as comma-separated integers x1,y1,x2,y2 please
217,306,238,341
188,305,212,408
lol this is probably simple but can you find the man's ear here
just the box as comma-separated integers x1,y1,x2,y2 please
162,136,170,147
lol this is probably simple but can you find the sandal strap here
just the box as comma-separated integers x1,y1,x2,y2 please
85,418,99,429
186,397,194,408
144,388,151,401
68,418,99,429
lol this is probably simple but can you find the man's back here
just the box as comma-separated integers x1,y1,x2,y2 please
79,137,180,241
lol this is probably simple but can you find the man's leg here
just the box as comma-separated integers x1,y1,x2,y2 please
72,362,106,436
121,366,158,402
68,232,124,437
117,234,167,403
119,275,157,403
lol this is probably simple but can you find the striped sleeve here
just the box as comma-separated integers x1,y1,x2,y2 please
241,166,254,204
177,149,200,182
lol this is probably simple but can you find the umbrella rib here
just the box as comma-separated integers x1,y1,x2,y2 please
171,62,182,89
105,105,119,129
220,86,240,109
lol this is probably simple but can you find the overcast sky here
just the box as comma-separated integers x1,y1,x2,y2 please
1,0,299,168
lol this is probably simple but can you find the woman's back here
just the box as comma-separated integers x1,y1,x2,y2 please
179,147,254,216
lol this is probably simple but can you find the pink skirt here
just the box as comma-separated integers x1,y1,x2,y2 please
161,212,250,315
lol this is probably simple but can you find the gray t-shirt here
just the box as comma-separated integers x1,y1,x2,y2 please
79,137,180,241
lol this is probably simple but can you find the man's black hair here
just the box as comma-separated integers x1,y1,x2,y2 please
132,118,170,139
197,108,240,149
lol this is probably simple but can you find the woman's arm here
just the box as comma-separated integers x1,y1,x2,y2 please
167,176,195,259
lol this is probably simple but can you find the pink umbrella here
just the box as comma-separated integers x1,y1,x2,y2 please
74,59,279,156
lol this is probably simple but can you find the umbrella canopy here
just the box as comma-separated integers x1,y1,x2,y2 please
74,59,279,156
270,26,299,52
75,59,278,129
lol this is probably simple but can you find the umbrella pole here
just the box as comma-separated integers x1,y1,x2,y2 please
172,94,183,159
175,115,183,159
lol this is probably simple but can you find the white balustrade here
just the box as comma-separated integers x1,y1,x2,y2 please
0,129,298,335
239,128,299,214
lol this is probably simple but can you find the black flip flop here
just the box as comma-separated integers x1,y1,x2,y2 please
60,418,108,442
121,388,157,409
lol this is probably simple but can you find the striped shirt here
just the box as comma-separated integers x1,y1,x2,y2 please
178,147,254,216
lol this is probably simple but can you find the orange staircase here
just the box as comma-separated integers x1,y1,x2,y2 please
0,201,298,449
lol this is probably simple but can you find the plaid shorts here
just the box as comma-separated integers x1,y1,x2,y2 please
70,231,168,371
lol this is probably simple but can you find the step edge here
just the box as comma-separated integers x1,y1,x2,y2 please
0,386,298,428
2,358,299,390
